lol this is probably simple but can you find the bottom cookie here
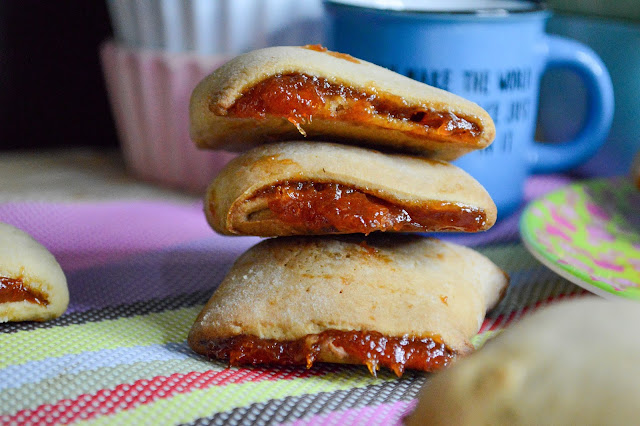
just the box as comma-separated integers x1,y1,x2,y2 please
188,235,508,376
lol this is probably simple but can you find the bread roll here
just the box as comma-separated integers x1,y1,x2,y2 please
405,298,640,425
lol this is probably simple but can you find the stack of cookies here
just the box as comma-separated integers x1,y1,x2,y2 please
186,46,509,376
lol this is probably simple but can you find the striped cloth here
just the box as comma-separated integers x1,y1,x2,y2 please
0,183,587,425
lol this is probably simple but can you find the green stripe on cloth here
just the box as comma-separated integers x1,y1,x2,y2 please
81,370,396,425
185,373,425,425
1,289,211,334
0,358,221,415
1,306,202,369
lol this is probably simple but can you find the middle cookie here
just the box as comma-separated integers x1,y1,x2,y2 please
206,142,496,237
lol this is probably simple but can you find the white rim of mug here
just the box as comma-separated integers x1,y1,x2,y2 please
323,0,546,16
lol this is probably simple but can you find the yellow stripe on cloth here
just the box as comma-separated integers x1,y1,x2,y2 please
1,306,202,369
81,370,394,426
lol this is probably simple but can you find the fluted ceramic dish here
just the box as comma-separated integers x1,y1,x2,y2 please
100,42,237,192
106,0,325,54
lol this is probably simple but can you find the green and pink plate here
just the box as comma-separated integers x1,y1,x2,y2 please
520,177,640,300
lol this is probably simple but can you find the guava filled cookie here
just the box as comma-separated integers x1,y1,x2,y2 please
189,45,495,160
188,235,508,376
0,222,69,322
205,142,497,237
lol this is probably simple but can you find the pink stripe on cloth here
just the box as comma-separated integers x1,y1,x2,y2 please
0,202,215,271
2,367,327,425
0,202,262,313
285,400,417,426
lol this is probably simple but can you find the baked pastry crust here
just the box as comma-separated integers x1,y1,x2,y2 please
189,46,495,160
405,298,640,425
0,222,69,322
188,235,508,374
205,142,497,237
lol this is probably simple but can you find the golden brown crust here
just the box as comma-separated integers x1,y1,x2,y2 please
189,46,495,160
188,235,509,358
205,142,497,237
404,298,640,425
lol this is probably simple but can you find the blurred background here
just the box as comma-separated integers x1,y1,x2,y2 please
0,1,116,150
0,0,638,188
539,0,640,176
0,0,326,152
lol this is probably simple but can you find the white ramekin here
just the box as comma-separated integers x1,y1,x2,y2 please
106,0,326,54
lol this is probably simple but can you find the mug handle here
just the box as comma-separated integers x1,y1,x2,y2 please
529,35,614,174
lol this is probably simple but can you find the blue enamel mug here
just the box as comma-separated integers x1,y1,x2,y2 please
324,0,614,218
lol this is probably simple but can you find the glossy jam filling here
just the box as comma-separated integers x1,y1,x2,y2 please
197,330,455,377
225,73,481,143
248,181,487,233
0,276,48,306
303,44,360,63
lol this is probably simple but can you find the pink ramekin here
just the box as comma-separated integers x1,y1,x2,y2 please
100,41,237,193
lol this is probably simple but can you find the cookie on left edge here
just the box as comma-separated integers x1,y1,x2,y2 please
188,235,508,377
0,223,69,322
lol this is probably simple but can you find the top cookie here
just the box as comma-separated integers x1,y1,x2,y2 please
190,45,495,160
